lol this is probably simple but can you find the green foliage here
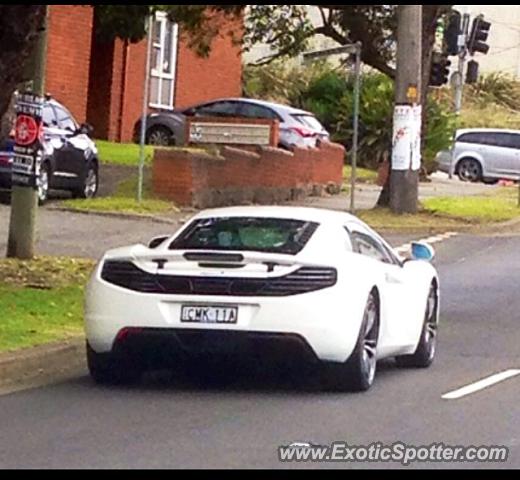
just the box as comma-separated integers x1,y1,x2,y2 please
246,63,456,174
467,73,520,112
243,60,336,105
94,5,154,43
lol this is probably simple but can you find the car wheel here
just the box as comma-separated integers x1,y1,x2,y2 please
457,158,482,183
75,165,98,199
396,283,439,369
86,342,142,386
146,126,174,146
37,162,50,205
323,291,380,393
483,178,499,185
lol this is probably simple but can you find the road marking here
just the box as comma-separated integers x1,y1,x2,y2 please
394,232,459,256
442,370,520,400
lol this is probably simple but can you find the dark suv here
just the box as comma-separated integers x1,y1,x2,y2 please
0,98,99,203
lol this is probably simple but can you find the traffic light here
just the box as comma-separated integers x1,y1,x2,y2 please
466,60,480,84
444,11,462,56
430,53,452,87
468,15,491,55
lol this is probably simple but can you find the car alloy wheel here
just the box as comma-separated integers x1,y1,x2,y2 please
458,159,481,183
37,164,50,204
423,286,439,362
361,295,379,386
396,283,439,369
147,127,172,146
84,167,98,199
323,291,380,392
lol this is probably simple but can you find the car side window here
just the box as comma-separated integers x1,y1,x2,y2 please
510,134,520,150
350,231,394,265
239,104,279,120
195,101,240,118
458,132,495,146
458,133,483,145
499,133,520,150
54,106,77,132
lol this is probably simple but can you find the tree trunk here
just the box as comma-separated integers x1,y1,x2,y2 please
0,6,46,131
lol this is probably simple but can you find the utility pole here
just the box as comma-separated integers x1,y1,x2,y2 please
454,12,471,115
390,5,423,215
6,6,48,259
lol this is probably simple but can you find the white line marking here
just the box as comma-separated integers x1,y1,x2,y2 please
394,231,460,254
442,370,520,400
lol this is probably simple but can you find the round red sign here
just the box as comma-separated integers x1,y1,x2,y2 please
15,115,40,147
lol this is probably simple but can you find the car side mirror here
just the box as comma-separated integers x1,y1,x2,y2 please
149,236,169,249
77,123,94,136
410,242,436,262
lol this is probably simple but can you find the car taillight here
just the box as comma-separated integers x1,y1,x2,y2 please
0,153,12,166
290,127,317,139
116,327,143,343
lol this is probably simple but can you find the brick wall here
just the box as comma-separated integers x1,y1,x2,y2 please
46,5,93,123
88,15,243,143
153,142,345,208
175,16,243,109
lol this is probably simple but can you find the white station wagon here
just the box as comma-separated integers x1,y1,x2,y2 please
437,128,520,184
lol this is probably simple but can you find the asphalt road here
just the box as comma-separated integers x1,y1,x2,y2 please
0,204,415,260
0,231,519,469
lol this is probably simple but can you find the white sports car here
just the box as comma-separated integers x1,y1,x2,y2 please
85,207,440,392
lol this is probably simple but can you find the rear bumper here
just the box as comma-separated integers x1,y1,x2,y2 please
110,328,320,368
85,267,367,364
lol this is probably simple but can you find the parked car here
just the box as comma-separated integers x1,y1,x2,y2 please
134,98,330,150
0,97,99,204
437,128,520,184
0,137,14,195
85,206,439,392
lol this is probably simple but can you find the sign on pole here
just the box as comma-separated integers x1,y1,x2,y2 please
391,105,422,172
12,92,44,189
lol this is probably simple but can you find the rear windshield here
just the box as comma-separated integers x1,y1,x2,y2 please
169,217,319,255
293,114,324,131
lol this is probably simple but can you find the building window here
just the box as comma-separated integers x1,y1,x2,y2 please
150,13,178,110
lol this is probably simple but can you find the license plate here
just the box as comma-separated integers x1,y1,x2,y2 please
181,305,238,325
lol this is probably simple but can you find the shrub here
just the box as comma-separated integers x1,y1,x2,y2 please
244,63,456,174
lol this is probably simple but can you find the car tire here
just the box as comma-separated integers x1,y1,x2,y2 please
86,342,142,386
483,178,499,185
457,158,482,183
396,283,439,369
146,126,174,146
74,164,98,199
323,291,380,393
37,162,51,205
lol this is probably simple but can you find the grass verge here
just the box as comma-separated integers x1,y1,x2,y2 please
423,187,520,224
343,165,378,185
360,187,520,232
62,175,177,216
0,257,95,353
96,140,154,167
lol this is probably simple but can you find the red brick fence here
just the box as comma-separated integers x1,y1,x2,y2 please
153,142,345,209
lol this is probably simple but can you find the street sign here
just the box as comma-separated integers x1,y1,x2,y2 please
12,92,44,189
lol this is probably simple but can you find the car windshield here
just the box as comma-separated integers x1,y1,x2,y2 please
169,217,319,255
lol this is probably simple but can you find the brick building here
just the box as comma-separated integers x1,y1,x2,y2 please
45,5,243,143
